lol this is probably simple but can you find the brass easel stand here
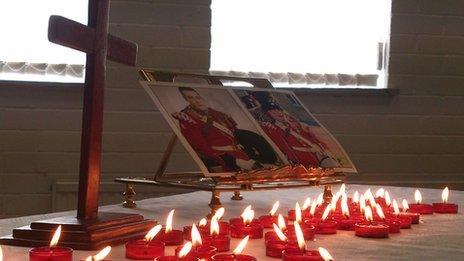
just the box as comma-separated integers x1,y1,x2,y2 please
117,70,344,216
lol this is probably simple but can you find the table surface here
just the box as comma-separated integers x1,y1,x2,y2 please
0,184,462,260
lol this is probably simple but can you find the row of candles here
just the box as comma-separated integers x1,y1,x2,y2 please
0,186,457,260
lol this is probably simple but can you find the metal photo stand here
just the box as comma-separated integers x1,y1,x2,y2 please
115,70,346,216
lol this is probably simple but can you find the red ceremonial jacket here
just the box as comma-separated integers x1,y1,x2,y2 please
260,121,322,167
172,106,250,171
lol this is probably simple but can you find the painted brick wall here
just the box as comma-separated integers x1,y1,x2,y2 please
304,0,464,187
0,0,210,218
1,0,463,217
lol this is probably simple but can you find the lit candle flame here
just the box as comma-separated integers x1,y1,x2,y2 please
331,192,340,212
294,222,306,251
364,189,376,207
232,236,249,255
316,193,324,206
85,246,111,261
385,191,391,206
360,194,366,213
199,218,207,227
339,183,346,194
210,217,220,236
191,224,203,247
318,247,334,261
375,188,385,198
414,190,422,204
277,214,287,231
144,224,162,242
178,242,193,258
353,191,360,204
321,204,331,221
241,206,254,225
310,200,318,217
269,201,280,216
442,187,449,204
392,199,400,215
375,204,385,220
213,207,225,220
166,209,175,233
341,194,350,217
302,198,311,211
364,206,373,222
402,199,409,212
50,225,62,248
367,193,377,208
364,189,373,200
295,202,302,223
272,223,287,242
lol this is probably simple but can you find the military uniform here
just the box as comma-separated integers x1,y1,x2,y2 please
259,121,316,167
172,106,251,172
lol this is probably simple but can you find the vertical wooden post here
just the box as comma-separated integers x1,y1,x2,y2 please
77,0,109,220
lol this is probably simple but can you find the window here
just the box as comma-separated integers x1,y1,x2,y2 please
211,0,391,88
0,1,88,83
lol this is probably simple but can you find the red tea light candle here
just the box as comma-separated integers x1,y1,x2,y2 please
203,218,230,252
433,187,459,214
82,246,111,261
258,201,280,228
315,205,337,235
265,224,298,258
374,188,387,207
389,200,412,229
400,199,421,224
184,218,209,241
408,190,434,214
126,224,165,260
155,242,199,261
354,207,389,238
349,191,360,211
212,236,256,261
286,223,315,241
229,206,260,226
265,215,296,243
281,224,333,261
288,198,312,221
288,204,316,240
230,206,263,239
374,205,400,233
29,225,73,261
160,209,184,246
338,195,362,231
211,207,230,235
175,224,217,260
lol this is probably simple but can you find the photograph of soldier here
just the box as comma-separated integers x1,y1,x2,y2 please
233,89,356,173
143,83,285,176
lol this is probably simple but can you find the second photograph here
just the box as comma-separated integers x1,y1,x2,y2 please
231,88,356,173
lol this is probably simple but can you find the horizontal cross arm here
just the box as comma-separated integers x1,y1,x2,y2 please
48,15,138,66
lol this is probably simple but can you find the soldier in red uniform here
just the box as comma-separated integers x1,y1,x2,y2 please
172,87,259,172
240,91,339,168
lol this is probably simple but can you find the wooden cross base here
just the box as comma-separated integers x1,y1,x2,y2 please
0,212,156,250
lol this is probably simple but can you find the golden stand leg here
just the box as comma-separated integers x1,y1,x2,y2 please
208,190,222,218
323,185,333,203
122,183,137,208
231,190,243,200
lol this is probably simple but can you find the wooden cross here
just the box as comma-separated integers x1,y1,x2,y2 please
48,0,137,220
0,0,155,250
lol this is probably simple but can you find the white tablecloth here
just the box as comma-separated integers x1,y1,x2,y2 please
1,185,463,260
